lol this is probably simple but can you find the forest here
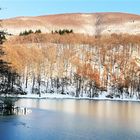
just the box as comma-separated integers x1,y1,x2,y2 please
2,33,140,99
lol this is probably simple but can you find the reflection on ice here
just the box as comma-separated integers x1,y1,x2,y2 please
0,107,32,116
14,107,32,116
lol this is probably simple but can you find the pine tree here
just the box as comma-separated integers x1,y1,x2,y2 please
0,21,21,95
0,16,25,113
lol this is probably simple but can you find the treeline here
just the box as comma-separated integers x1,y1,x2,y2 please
3,33,140,99
19,29,73,36
51,29,73,35
19,29,41,36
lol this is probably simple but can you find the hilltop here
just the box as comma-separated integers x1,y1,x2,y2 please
1,12,140,35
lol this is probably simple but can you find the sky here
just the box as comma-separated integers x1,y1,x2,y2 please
0,0,140,19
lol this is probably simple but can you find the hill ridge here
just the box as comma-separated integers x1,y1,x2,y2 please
1,12,140,35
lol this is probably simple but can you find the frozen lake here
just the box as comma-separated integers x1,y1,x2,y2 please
0,99,140,140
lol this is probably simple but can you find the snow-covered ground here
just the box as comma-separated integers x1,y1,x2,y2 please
2,92,139,102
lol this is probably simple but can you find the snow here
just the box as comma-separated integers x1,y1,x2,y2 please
2,92,139,102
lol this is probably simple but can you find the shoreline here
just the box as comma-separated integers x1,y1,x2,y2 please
2,94,140,103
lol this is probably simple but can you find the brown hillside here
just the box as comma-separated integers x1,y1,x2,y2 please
1,12,140,35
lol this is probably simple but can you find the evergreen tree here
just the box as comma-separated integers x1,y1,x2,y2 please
0,8,25,114
0,23,21,95
35,29,41,34
53,29,73,35
19,30,34,36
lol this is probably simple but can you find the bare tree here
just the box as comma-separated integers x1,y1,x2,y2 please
95,13,103,38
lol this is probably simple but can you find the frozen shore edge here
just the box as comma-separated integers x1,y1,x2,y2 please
2,94,140,102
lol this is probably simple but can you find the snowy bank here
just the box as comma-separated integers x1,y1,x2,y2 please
2,93,140,102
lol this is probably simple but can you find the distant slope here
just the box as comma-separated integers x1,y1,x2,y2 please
1,12,140,35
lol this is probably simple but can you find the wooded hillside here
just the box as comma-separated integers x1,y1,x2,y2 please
3,33,140,98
